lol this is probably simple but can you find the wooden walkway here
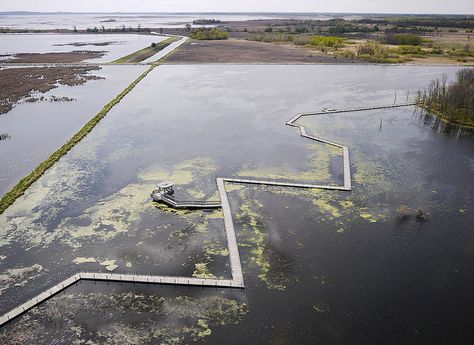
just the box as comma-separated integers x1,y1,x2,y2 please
154,193,222,209
0,102,416,327
0,273,242,327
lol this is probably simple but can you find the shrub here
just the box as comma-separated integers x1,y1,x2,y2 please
356,41,404,63
431,46,444,54
190,28,229,40
309,35,345,49
396,205,411,220
338,50,356,59
396,45,425,55
292,35,311,45
416,209,428,222
386,33,423,46
251,33,291,43
357,41,387,56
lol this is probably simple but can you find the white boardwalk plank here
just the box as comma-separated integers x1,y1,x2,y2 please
217,178,244,285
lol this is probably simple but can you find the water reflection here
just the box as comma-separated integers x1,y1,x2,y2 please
414,107,474,138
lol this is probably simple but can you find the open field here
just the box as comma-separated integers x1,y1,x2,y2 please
164,38,359,64
164,16,474,65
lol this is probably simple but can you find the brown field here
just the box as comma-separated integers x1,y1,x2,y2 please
164,38,360,64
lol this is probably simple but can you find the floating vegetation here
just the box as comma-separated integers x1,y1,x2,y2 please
24,95,76,103
416,208,428,222
72,257,96,264
0,264,43,295
238,142,340,185
192,262,217,279
236,189,297,291
57,182,155,248
0,292,247,344
396,205,429,223
100,259,118,271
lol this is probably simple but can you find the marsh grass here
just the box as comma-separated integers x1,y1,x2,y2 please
113,37,178,64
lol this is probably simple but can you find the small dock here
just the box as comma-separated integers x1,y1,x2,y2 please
151,182,221,208
153,194,221,209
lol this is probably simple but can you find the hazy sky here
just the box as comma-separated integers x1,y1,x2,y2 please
0,0,473,15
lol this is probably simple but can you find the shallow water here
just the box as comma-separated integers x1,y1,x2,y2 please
0,33,166,62
0,65,148,196
0,13,362,30
0,65,473,344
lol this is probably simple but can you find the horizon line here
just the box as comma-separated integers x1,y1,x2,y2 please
0,11,473,16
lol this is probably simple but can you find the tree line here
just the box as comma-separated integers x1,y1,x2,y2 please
417,68,474,127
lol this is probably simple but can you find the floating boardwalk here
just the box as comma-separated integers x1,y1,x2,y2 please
0,102,417,327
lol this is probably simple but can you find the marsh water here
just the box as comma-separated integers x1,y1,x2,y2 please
0,65,473,344
0,34,166,63
0,65,148,196
0,13,363,30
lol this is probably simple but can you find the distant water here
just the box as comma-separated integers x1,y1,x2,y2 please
0,12,363,30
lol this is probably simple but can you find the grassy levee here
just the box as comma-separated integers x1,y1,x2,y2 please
113,37,178,64
0,65,155,215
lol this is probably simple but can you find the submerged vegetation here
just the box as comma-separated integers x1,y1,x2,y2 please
0,292,247,344
417,68,474,127
191,28,229,40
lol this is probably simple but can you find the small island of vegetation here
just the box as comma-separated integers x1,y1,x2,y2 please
417,68,474,127
192,19,222,25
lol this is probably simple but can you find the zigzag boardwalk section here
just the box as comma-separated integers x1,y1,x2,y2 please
0,273,242,327
0,103,416,327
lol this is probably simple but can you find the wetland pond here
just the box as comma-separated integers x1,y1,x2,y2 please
0,65,473,344
0,65,148,196
0,33,166,63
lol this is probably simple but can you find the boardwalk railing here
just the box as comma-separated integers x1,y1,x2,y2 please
153,193,222,209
